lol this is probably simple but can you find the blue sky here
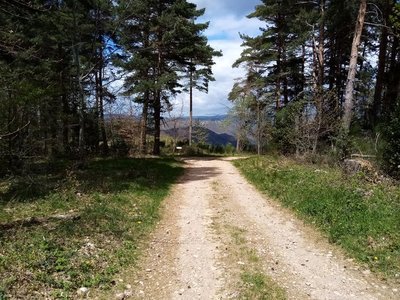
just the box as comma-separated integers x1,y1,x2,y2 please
172,0,263,116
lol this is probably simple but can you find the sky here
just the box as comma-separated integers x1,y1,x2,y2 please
172,0,263,116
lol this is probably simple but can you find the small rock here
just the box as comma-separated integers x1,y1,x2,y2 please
392,288,398,293
146,268,152,272
362,269,371,275
178,288,185,295
115,292,125,300
126,284,132,290
77,287,89,296
237,261,245,265
305,282,311,287
138,290,145,297
87,242,95,248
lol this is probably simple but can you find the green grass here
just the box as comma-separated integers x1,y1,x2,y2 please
233,156,400,281
240,272,286,300
226,225,287,300
0,158,183,299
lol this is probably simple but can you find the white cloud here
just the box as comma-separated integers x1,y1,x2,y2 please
173,0,262,116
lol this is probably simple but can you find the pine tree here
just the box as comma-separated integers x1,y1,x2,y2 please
118,0,219,155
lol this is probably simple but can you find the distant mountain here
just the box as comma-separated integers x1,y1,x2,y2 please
162,115,236,136
181,115,227,121
162,126,236,146
104,114,237,145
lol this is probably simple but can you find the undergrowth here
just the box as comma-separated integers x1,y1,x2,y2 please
233,156,400,281
0,158,183,298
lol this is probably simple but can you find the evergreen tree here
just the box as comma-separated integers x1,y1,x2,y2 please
117,0,219,155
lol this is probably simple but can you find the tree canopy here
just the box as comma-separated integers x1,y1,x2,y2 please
0,0,220,169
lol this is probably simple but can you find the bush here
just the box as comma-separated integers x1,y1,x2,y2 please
110,138,130,157
225,143,235,155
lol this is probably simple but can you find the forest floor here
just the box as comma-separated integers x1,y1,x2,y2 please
102,157,399,300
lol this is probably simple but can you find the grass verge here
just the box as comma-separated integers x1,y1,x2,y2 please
233,156,400,281
227,225,287,300
0,158,183,299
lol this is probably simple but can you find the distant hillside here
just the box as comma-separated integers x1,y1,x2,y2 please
162,115,236,136
162,126,236,146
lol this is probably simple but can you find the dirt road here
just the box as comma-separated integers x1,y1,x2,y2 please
130,158,398,299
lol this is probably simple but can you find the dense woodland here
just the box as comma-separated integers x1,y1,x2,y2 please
1,0,400,178
0,0,219,172
229,0,400,177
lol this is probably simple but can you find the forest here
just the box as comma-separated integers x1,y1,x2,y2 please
229,0,400,178
1,1,400,298
0,0,400,178
0,0,219,172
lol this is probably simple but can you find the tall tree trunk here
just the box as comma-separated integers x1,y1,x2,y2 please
72,3,85,156
342,0,367,133
94,71,101,152
282,45,289,106
98,56,108,155
368,0,393,128
382,36,400,115
189,64,193,146
312,0,325,154
140,91,149,155
301,43,306,94
59,43,69,155
317,0,325,90
275,14,284,110
153,6,163,156
236,135,241,153
370,24,388,126
153,90,161,155
257,100,261,155
140,30,151,155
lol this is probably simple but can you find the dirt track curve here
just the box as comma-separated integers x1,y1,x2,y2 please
129,158,399,300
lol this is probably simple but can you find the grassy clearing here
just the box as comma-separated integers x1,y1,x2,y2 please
0,158,183,299
233,156,400,280
227,225,287,300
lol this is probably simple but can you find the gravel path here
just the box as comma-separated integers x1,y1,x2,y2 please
130,158,399,300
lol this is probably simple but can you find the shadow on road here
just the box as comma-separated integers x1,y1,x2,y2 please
177,157,221,183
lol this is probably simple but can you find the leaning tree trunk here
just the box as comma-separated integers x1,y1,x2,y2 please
342,0,367,133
